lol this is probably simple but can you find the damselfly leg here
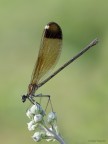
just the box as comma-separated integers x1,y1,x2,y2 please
32,94,53,112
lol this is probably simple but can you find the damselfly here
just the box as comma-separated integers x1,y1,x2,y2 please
22,22,98,108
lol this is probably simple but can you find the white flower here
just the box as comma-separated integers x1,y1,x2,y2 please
32,132,42,142
46,128,53,136
34,114,43,123
30,104,45,116
46,127,55,142
30,105,38,114
47,112,57,124
46,138,55,142
26,109,33,119
53,124,59,135
27,120,36,131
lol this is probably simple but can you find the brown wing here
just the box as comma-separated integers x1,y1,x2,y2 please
30,22,62,85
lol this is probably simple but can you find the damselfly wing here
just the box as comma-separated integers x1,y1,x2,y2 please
27,22,62,96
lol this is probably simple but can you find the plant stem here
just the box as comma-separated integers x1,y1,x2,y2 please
43,124,65,144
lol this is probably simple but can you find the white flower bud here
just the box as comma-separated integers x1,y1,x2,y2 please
47,112,57,124
30,104,45,116
32,132,42,142
26,109,33,119
46,138,55,142
34,114,43,123
27,120,36,131
46,127,55,142
30,105,38,114
53,124,59,135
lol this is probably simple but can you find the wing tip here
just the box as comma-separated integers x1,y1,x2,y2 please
44,22,62,39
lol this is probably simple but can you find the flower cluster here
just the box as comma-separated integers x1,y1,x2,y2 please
26,103,59,142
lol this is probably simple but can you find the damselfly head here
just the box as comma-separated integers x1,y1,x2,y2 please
22,95,27,103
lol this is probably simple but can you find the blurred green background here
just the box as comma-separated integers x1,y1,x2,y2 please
0,0,108,144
